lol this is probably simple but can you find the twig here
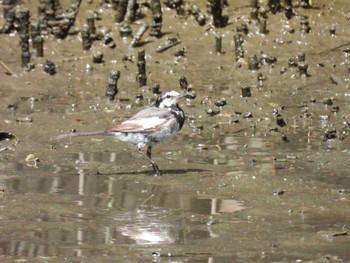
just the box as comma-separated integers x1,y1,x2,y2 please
156,38,181,53
0,58,16,76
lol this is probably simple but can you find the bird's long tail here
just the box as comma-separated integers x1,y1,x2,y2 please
52,130,113,141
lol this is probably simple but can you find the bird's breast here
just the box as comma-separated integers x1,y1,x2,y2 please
170,108,185,130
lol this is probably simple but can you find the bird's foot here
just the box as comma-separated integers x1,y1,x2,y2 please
152,163,162,176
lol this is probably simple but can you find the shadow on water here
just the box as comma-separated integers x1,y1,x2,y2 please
100,168,208,176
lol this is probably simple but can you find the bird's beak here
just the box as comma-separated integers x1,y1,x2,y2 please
179,91,189,98
180,91,195,99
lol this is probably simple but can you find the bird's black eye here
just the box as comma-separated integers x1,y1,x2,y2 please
166,94,171,98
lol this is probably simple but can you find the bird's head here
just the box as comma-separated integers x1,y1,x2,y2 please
155,90,188,108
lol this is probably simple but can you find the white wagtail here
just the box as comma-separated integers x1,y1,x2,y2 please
54,90,188,176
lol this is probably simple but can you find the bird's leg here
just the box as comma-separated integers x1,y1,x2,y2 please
146,146,162,176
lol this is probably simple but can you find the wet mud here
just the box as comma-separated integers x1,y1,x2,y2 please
1,0,350,262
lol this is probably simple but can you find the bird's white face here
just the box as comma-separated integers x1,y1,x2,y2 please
156,91,184,108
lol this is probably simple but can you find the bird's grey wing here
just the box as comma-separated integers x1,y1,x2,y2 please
130,107,171,119
107,108,171,133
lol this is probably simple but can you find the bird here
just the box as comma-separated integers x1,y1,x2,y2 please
53,90,188,176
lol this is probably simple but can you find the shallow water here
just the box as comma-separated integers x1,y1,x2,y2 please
1,0,350,262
